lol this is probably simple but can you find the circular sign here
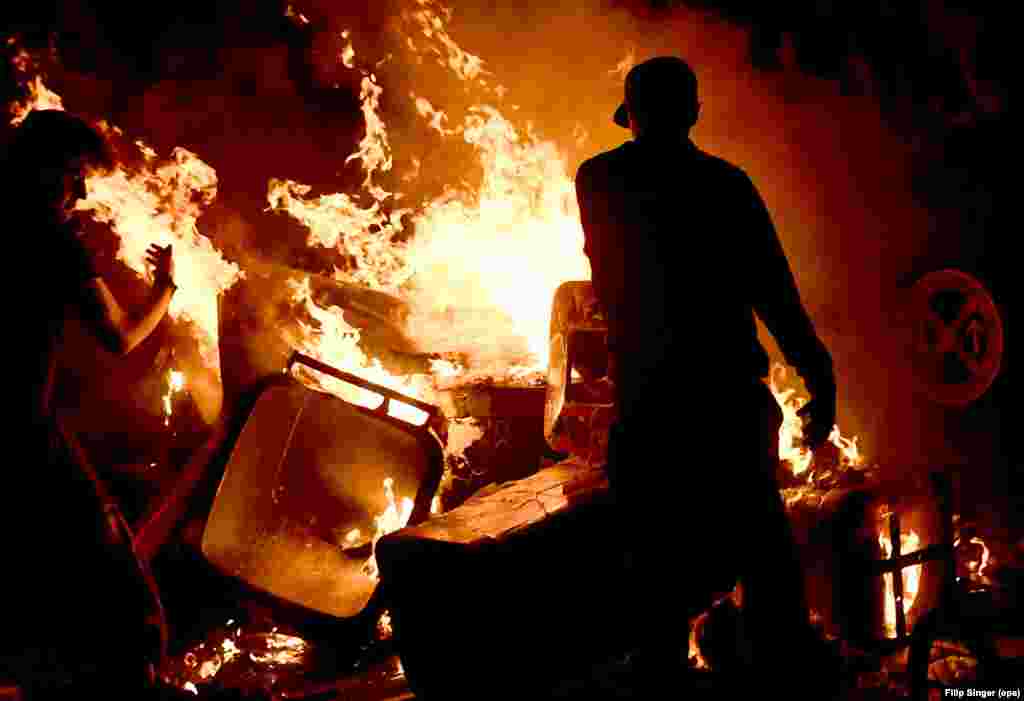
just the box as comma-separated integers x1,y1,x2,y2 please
909,269,1003,406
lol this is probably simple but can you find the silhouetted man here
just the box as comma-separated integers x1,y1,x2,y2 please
575,56,839,692
2,110,185,699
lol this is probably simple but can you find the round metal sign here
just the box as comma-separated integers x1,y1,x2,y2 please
909,269,1003,406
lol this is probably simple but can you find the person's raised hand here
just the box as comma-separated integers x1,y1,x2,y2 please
147,243,176,290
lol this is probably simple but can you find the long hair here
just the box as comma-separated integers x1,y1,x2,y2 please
2,109,114,210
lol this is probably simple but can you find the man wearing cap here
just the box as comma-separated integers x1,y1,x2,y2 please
576,56,839,690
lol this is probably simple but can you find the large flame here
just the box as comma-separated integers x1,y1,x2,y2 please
79,140,243,369
4,54,242,372
270,6,590,384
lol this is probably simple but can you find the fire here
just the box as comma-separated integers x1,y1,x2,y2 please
270,5,590,385
6,42,64,125
80,140,243,369
162,369,186,426
284,276,433,424
377,610,394,640
967,536,990,580
878,527,922,639
169,622,309,693
6,51,241,373
768,363,862,478
609,45,637,80
954,529,992,586
8,75,64,125
6,59,240,375
248,632,308,666
403,0,489,84
769,365,814,476
360,477,414,581
340,30,356,69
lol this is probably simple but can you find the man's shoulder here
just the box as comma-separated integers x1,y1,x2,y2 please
576,143,633,179
692,147,749,181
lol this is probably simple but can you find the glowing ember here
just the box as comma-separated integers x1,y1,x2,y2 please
248,632,308,666
954,531,992,586
340,30,355,69
377,610,394,640
688,611,710,670
968,536,990,580
878,527,922,639
167,623,310,693
361,477,414,581
162,369,186,426
284,4,310,26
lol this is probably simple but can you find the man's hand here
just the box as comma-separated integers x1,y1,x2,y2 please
147,243,176,289
797,394,836,451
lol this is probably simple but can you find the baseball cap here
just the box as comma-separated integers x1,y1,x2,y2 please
613,56,699,128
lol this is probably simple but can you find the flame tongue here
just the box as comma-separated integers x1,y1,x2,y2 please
163,369,186,426
769,363,862,479
6,42,64,125
358,477,414,581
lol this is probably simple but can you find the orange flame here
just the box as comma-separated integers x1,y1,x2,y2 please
272,13,590,383
80,141,243,369
361,477,415,581
768,363,862,478
6,45,64,125
608,45,637,81
403,0,489,84
954,531,992,585
283,276,434,423
878,527,922,638
162,369,186,426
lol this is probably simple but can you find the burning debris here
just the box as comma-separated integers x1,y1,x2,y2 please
163,369,186,426
161,621,313,697
4,0,1010,697
352,477,415,581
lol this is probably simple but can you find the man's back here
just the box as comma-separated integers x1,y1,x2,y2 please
576,137,783,406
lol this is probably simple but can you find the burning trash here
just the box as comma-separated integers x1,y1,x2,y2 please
160,621,313,697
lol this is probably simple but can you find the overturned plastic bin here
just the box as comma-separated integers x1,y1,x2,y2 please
201,352,445,619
